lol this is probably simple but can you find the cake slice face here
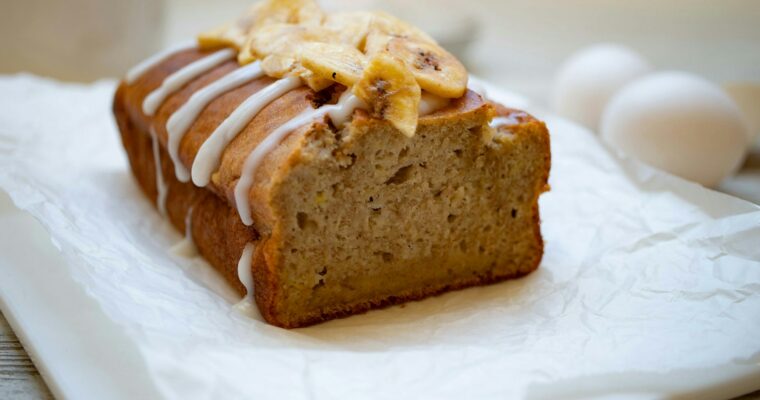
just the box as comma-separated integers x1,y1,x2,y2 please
260,94,550,327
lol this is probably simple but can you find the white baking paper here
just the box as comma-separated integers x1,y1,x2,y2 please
0,74,759,399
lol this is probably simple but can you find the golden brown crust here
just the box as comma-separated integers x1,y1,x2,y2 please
113,48,550,328
115,84,258,296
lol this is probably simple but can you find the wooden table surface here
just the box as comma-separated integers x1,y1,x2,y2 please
0,311,52,399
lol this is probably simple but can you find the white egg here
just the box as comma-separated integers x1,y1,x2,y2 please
553,43,652,131
600,71,750,187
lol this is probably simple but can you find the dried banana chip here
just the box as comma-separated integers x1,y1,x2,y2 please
198,0,323,51
301,69,334,92
252,0,324,27
354,52,421,137
370,11,436,44
323,12,374,49
385,36,467,98
243,23,338,67
299,42,367,87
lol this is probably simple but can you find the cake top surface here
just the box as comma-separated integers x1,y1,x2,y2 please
197,0,469,136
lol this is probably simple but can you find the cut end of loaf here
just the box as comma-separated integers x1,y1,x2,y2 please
256,92,551,328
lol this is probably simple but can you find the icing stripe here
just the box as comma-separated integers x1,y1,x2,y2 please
150,128,168,216
142,48,236,117
169,206,197,257
326,92,366,127
490,112,527,128
167,61,266,182
234,91,365,225
125,40,196,85
191,76,302,187
237,242,256,302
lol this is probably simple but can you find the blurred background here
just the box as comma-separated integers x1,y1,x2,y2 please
1,0,758,200
2,0,759,103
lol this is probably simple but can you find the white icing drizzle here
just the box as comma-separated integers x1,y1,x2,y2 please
191,76,302,187
326,91,367,127
233,242,262,319
142,48,236,117
125,40,196,85
233,297,263,319
166,61,267,182
419,91,450,116
234,90,366,225
169,206,197,257
236,242,256,302
149,128,168,216
490,112,528,128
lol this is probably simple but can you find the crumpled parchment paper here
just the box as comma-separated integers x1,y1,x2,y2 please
0,74,759,399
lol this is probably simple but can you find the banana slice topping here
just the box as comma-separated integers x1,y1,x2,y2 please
198,0,468,136
354,52,421,138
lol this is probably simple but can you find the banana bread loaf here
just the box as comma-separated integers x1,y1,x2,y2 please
112,0,551,328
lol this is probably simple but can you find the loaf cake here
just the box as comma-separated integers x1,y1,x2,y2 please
113,0,551,328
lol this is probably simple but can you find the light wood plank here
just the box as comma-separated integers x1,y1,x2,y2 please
0,311,53,400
